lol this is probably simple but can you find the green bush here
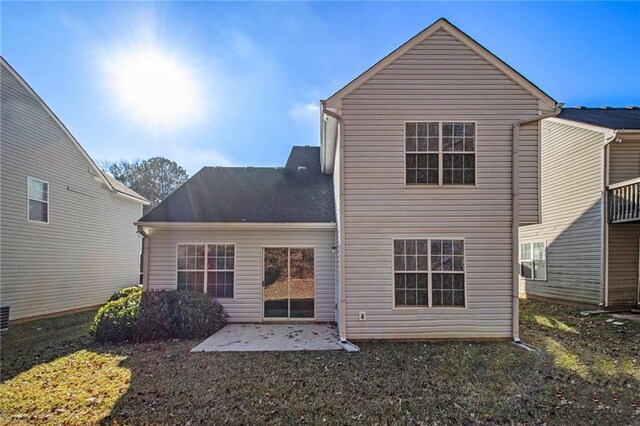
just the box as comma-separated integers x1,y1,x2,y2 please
92,290,228,343
108,286,142,302
91,291,141,343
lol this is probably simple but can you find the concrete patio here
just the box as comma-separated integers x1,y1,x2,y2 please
190,323,342,352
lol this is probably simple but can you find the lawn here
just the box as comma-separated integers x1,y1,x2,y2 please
1,300,639,425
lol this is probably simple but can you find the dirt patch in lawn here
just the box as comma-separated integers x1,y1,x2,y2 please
1,300,639,425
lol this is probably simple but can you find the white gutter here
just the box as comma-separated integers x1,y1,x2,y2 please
512,103,563,344
601,130,620,307
133,222,337,230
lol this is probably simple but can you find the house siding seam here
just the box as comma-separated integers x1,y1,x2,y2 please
145,228,336,323
339,29,542,339
0,62,142,320
519,120,604,305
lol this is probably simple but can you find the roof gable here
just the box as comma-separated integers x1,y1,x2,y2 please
0,57,148,204
325,18,556,110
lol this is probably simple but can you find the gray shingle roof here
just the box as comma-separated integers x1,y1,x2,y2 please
138,146,335,223
558,107,640,130
104,174,149,203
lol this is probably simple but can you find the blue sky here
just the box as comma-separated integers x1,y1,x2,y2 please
3,2,639,174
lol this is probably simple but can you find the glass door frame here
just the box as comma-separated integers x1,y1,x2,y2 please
261,246,316,322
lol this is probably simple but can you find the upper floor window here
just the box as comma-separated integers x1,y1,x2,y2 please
405,122,476,186
520,242,546,280
27,177,48,223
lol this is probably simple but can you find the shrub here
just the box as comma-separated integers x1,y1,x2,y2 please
91,291,141,343
92,290,228,343
108,286,142,302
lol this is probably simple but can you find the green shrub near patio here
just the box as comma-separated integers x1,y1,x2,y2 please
91,289,228,343
107,285,142,302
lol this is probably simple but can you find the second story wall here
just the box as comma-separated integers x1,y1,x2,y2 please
338,28,544,339
609,138,640,185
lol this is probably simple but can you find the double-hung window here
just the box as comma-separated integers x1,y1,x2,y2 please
393,238,466,308
520,242,546,280
405,122,476,185
177,244,235,297
27,177,48,223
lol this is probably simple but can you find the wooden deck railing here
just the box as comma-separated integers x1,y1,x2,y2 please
609,177,640,223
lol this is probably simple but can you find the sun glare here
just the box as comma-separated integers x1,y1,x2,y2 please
108,47,201,129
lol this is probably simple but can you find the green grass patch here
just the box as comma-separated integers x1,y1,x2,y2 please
1,300,639,425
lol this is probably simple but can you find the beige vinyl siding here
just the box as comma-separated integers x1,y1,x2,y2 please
145,228,336,322
0,62,142,320
607,223,640,306
609,138,640,185
339,29,542,339
519,120,604,305
519,121,541,224
606,138,640,306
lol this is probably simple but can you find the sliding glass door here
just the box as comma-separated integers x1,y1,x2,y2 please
263,248,314,320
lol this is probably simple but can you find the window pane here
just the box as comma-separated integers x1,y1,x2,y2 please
406,256,417,271
28,199,47,222
406,138,416,151
453,256,464,271
533,242,545,260
406,122,416,137
395,290,406,306
465,122,475,136
534,260,547,280
394,240,405,255
394,274,404,289
521,261,533,279
443,122,453,137
417,255,428,271
394,255,405,271
520,243,532,261
428,122,439,136
453,240,464,255
28,178,47,202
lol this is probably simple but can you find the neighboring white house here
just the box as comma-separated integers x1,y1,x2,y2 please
519,108,640,308
0,57,149,321
137,18,559,342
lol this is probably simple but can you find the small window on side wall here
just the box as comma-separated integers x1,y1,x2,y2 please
27,177,48,223
520,242,546,280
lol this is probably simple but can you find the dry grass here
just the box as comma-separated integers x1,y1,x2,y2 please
1,300,639,425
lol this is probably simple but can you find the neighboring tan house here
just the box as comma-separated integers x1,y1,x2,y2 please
519,108,640,308
137,18,560,342
0,57,149,320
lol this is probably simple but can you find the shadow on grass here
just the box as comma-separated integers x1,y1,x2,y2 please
0,310,97,382
2,300,639,425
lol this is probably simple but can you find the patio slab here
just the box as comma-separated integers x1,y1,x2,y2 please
190,323,341,352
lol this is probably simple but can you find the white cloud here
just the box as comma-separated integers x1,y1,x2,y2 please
289,102,320,124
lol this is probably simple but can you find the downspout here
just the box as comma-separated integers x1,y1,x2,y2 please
512,103,563,344
137,226,150,290
601,130,620,307
321,101,353,348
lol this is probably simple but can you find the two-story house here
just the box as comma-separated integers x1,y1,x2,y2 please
136,18,560,342
519,108,640,308
1,57,149,320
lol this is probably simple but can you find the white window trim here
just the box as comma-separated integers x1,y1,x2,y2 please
403,120,478,188
391,237,468,310
519,241,547,281
175,243,236,299
27,176,49,224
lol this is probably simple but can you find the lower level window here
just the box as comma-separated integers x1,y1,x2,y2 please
394,238,466,308
177,244,235,297
520,242,546,280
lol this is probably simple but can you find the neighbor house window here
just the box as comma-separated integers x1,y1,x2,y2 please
177,243,235,297
405,122,476,185
520,242,546,280
27,177,49,223
393,238,466,308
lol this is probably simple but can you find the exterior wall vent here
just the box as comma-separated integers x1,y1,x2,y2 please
600,106,611,109
298,166,307,172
